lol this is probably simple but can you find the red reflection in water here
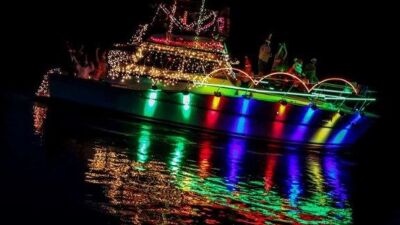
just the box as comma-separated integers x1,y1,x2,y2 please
199,140,212,178
264,154,278,192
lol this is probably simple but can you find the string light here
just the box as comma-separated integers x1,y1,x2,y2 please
196,0,206,35
36,68,62,97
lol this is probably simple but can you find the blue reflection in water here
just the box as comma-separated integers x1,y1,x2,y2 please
226,138,246,191
324,156,348,208
287,154,302,207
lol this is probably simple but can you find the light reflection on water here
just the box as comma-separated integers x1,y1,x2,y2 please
32,103,352,225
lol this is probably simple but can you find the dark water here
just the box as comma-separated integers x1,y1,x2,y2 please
1,92,397,225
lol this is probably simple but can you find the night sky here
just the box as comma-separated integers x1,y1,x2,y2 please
3,1,398,224
5,1,391,89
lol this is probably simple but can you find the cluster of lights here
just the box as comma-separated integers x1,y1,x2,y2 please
140,42,223,62
129,24,149,45
168,0,178,34
128,1,220,47
217,17,225,33
149,36,224,53
107,50,133,82
160,3,217,34
107,40,230,86
84,135,352,224
36,68,62,97
129,6,161,45
196,0,206,35
32,104,48,137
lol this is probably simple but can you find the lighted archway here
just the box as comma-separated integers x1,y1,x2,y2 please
310,78,358,95
256,72,311,92
202,69,358,95
200,67,257,86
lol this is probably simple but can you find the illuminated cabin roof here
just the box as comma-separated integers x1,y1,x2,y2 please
147,34,226,54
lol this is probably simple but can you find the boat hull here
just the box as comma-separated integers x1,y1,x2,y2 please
48,75,375,147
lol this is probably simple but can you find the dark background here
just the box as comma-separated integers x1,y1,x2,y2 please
3,0,398,224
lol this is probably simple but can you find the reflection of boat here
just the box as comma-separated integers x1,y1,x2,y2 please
37,0,377,147
30,102,353,224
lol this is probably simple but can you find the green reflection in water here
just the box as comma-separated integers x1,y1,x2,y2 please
137,125,152,164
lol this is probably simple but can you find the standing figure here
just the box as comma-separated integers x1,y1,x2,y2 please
303,58,318,84
258,34,272,75
288,58,303,77
271,43,288,72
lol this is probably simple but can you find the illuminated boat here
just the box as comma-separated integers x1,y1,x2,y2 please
36,0,377,147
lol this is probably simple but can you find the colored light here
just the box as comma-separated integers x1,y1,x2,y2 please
271,121,285,140
205,110,219,128
194,82,376,102
324,156,348,207
302,107,316,124
241,99,250,115
205,96,222,128
312,78,359,95
311,113,341,144
276,103,288,120
279,104,286,116
137,125,151,163
183,94,190,105
330,113,362,144
149,92,157,106
291,107,317,141
199,140,212,178
169,137,186,173
235,116,247,134
211,96,221,110
291,125,308,142
227,139,246,191
264,154,278,192
313,88,352,94
287,154,302,207
143,91,158,117
181,94,191,120
307,154,324,195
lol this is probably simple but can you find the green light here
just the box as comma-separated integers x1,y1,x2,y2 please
169,136,186,174
143,91,159,117
181,94,191,120
324,97,376,101
194,82,376,102
137,125,151,163
313,88,352,94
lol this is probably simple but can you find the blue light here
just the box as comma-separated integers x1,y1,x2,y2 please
226,139,246,192
330,113,362,144
301,107,316,124
235,116,247,134
240,99,250,115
